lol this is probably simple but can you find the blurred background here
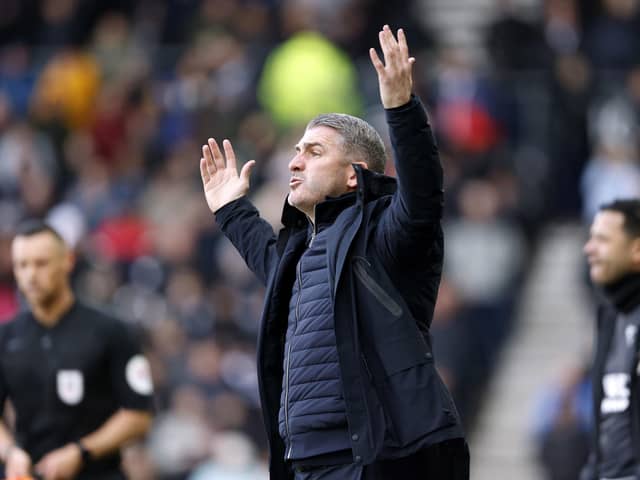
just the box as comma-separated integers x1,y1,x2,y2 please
1,0,639,478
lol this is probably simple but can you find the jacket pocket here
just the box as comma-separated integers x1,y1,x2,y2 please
379,362,457,446
353,258,402,318
379,337,431,377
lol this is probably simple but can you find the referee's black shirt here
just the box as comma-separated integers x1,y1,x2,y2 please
0,301,154,478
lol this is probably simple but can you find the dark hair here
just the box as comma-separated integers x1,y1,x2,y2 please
306,113,387,173
600,199,640,237
14,220,65,243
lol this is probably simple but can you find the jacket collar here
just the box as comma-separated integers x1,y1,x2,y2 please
602,272,640,314
281,164,397,228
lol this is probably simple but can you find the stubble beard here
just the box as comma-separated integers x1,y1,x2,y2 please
26,285,60,311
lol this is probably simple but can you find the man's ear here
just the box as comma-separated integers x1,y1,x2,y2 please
63,248,76,275
348,162,368,189
631,238,640,267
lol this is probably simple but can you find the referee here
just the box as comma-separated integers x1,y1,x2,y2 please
0,221,154,480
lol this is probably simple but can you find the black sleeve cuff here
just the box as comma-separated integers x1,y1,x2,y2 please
214,196,252,220
384,94,420,113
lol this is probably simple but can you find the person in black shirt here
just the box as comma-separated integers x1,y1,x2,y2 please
582,199,640,479
0,221,153,480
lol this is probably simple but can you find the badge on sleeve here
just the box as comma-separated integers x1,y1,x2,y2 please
125,355,153,395
57,370,84,405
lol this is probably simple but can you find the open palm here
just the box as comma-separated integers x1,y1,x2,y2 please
200,138,255,213
369,25,415,109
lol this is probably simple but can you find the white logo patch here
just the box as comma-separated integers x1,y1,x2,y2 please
601,373,631,414
57,370,84,405
125,355,153,395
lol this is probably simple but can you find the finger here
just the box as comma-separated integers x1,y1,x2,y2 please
397,28,410,61
239,159,256,183
380,25,397,52
385,24,399,48
208,138,225,170
379,26,398,67
200,157,210,185
202,143,216,175
369,48,385,76
222,139,237,171
378,28,390,57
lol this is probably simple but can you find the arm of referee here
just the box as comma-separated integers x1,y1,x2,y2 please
33,409,152,480
0,420,32,478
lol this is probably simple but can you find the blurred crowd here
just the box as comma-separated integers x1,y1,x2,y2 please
1,0,640,478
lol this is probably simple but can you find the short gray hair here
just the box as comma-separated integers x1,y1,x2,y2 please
307,113,386,173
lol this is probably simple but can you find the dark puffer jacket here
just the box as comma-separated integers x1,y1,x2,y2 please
278,215,352,460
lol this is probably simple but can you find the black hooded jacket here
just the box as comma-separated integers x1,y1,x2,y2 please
215,96,465,479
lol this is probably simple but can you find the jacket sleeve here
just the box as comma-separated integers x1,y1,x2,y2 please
107,320,154,411
373,95,444,266
215,196,279,286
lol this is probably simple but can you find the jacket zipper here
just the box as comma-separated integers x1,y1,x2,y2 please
353,259,402,317
284,257,303,459
309,221,317,247
361,353,373,381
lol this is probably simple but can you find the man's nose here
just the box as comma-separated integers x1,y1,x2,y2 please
583,240,593,255
289,153,304,172
26,266,38,280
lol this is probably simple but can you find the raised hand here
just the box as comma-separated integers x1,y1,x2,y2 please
369,25,415,109
200,138,256,213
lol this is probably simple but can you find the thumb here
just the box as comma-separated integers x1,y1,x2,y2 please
240,160,256,183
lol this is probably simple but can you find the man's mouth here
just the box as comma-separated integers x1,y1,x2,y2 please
289,177,302,187
24,286,41,296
